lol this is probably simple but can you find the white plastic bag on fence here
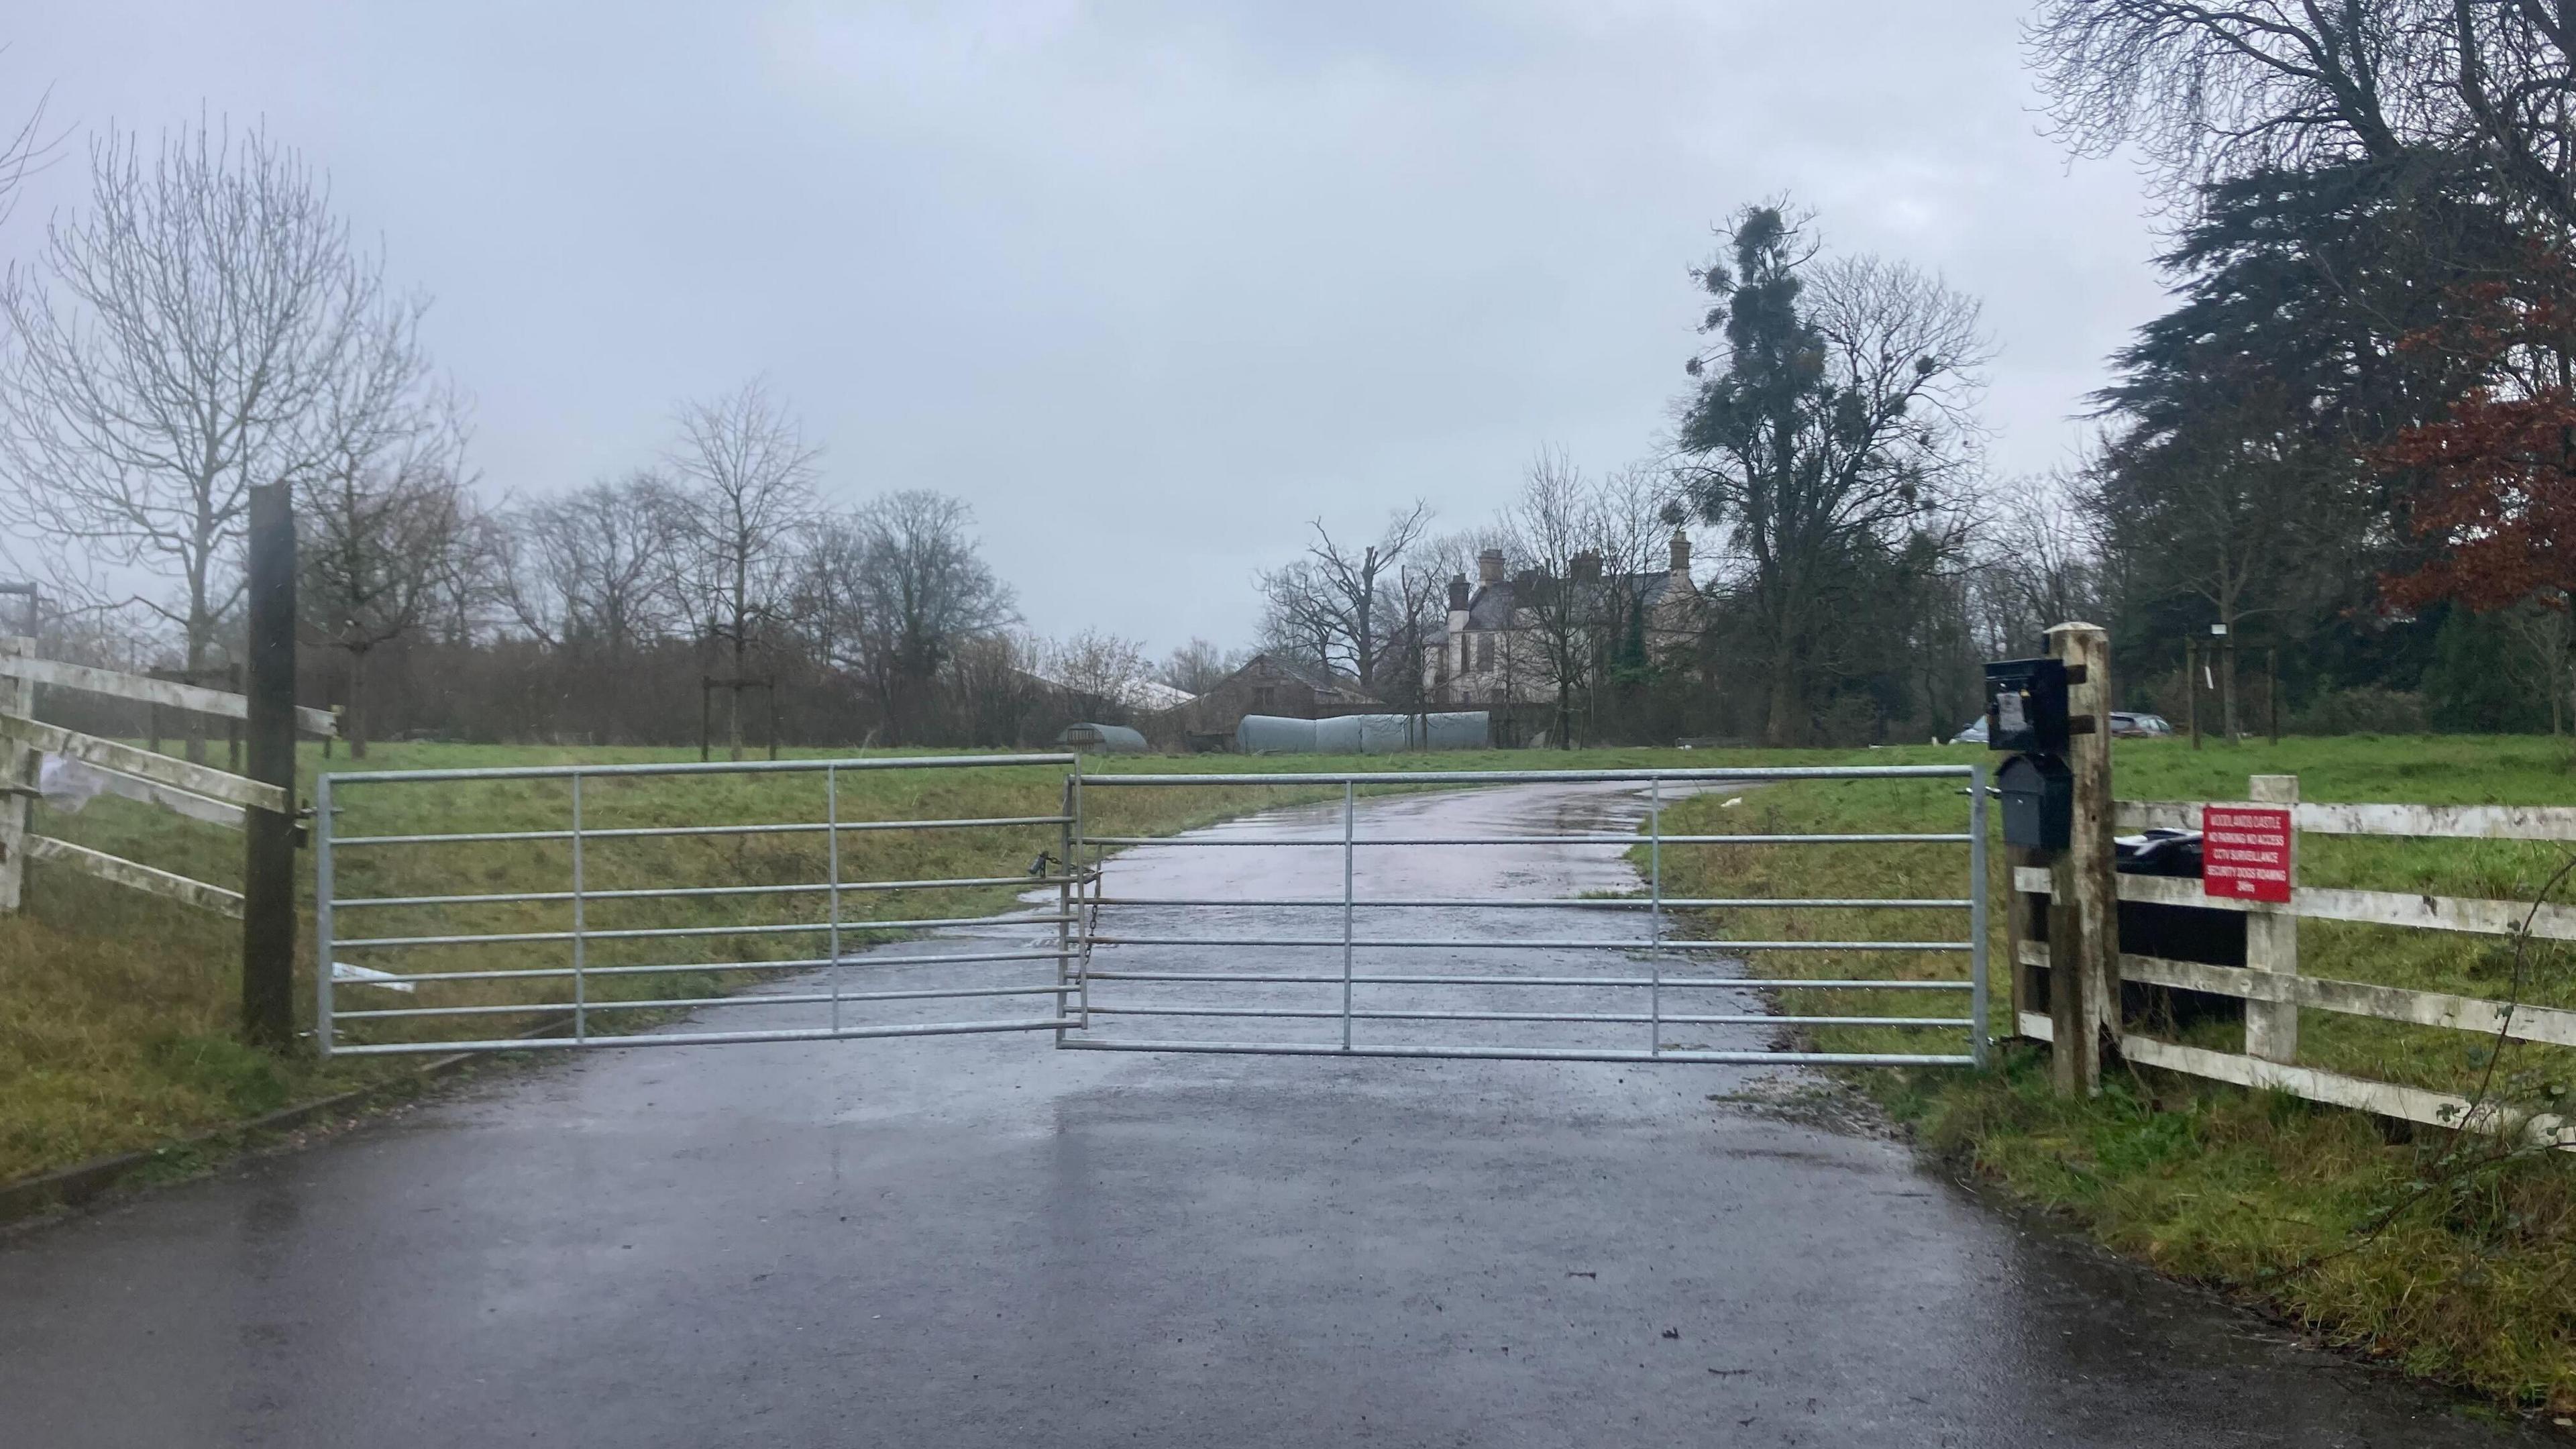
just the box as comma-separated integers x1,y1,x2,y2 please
36,750,245,826
36,752,111,813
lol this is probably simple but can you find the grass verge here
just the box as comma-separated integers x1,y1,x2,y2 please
1656,733,2576,1415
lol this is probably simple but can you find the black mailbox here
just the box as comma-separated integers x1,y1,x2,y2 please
1984,657,2070,753
1998,753,2072,851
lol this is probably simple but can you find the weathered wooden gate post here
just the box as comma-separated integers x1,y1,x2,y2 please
241,484,299,1051
0,635,31,914
2046,621,2118,1095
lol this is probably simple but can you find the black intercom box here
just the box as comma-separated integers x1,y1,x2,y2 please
1984,657,2070,753
1998,753,2072,851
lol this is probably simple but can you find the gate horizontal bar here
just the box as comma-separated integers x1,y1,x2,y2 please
1080,970,1973,989
1079,935,1970,951
336,981,1076,1020
335,816,1069,848
1081,766,1972,786
335,875,1078,910
1085,1005,1971,1027
329,1016,1079,1055
325,752,1081,785
358,947,1068,985
339,912,1075,949
1059,1039,1976,1066
1078,833,1971,847
1089,896,1971,910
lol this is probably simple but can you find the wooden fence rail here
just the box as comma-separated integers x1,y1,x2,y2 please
0,654,337,737
2119,798,2576,843
0,714,288,814
2010,773,2576,1147
1,642,293,924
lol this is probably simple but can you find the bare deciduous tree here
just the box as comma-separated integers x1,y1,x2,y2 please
803,490,1017,744
1254,501,1433,696
299,394,476,756
2499,593,2576,735
1975,474,2107,655
0,119,429,758
1039,629,1152,720
1256,557,1344,681
1505,448,1601,747
666,380,820,759
498,472,679,655
493,472,682,744
2027,2,2576,229
1157,637,1246,695
0,72,54,230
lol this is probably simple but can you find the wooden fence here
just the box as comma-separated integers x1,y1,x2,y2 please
2012,773,2576,1148
0,639,335,922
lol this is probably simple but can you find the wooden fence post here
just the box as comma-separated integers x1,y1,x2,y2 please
240,484,299,1051
2244,772,2300,1063
0,635,31,914
2047,621,2117,1095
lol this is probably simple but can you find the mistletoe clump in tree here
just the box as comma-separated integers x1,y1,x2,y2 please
1672,205,1988,746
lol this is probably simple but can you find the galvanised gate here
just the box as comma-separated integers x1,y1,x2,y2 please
315,757,1989,1067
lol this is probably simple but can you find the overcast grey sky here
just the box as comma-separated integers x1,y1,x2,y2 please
7,1,2166,653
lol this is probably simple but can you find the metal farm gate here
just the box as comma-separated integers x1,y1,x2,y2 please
1060,765,1988,1066
317,754,1087,1054
317,757,1988,1068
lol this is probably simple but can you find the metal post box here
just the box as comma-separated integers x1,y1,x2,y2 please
1984,657,2070,753
1998,752,2073,851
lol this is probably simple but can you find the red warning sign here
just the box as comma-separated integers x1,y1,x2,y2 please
2202,805,2294,903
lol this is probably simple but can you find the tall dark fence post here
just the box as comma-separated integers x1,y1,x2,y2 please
241,484,299,1051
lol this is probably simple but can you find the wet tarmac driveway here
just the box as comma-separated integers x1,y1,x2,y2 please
0,780,2546,1446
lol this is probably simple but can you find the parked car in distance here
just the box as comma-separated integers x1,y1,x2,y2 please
1950,711,2174,746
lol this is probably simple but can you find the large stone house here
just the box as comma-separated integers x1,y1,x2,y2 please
1426,531,1701,706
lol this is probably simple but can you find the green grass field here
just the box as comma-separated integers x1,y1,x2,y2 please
0,741,1741,1184
1651,733,2576,1415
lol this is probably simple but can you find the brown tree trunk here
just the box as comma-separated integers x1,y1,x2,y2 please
728,633,745,762
1763,639,1805,748
347,647,370,759
182,621,211,766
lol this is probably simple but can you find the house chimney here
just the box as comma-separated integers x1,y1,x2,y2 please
1477,548,1505,585
1448,574,1470,610
1571,550,1601,583
1670,528,1691,575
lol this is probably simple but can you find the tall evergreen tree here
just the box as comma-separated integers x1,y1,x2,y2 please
2084,154,2516,706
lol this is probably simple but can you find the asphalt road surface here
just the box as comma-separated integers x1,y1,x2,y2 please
0,780,2545,1447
